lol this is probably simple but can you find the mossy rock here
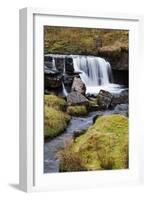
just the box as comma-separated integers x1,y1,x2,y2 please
44,106,71,139
67,105,88,116
44,94,67,111
89,98,100,111
58,114,128,171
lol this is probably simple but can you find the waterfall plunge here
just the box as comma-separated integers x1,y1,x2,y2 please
48,54,123,95
72,55,122,94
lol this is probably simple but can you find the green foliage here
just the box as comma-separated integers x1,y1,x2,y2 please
44,26,128,55
44,106,70,139
67,105,88,116
58,114,128,171
44,94,67,111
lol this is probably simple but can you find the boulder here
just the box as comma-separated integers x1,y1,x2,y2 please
66,91,89,107
113,104,128,117
111,90,128,108
71,77,86,95
97,90,113,109
44,67,63,89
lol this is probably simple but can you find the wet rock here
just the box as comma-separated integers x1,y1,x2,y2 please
92,114,103,124
71,77,86,95
113,104,128,117
111,90,128,108
88,97,100,111
97,90,113,109
63,72,82,86
65,57,74,74
44,67,63,89
66,91,89,107
73,128,87,139
89,104,99,111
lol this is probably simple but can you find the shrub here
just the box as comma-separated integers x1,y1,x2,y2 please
44,94,67,111
44,106,70,139
67,105,88,116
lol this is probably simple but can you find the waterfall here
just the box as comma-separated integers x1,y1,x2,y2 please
51,55,68,96
72,55,118,94
63,59,66,75
52,58,56,70
46,54,123,95
62,82,68,96
72,55,113,86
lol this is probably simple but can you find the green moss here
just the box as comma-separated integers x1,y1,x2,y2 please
44,106,71,139
58,114,128,171
67,105,88,116
44,94,67,111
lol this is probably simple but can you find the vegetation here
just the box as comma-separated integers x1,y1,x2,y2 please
44,94,70,139
58,114,128,171
44,106,70,139
67,105,88,116
44,94,67,111
58,144,86,172
44,26,128,55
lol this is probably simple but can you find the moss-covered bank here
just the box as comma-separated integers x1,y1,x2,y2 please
58,114,128,172
44,95,70,139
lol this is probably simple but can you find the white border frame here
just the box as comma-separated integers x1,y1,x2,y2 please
19,7,144,192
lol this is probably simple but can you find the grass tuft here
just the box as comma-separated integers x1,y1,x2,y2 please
44,94,67,111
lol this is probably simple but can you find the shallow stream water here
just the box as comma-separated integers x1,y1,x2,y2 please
44,110,114,173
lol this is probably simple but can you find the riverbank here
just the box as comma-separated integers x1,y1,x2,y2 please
44,102,128,173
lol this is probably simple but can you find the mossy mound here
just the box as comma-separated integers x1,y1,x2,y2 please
67,105,88,116
44,106,71,139
44,94,67,111
58,114,128,171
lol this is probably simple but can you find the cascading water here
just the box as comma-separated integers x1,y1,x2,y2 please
62,82,68,96
47,54,124,95
52,58,56,70
72,55,122,94
51,55,68,96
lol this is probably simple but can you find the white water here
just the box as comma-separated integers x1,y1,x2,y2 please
47,54,124,95
63,59,66,75
72,55,123,94
62,82,68,96
52,58,56,70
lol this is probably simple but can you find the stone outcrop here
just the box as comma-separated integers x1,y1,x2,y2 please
113,104,128,117
71,77,86,95
97,90,113,109
44,66,63,89
111,90,128,108
66,91,89,107
98,45,128,71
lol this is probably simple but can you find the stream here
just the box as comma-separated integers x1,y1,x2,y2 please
44,110,115,173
